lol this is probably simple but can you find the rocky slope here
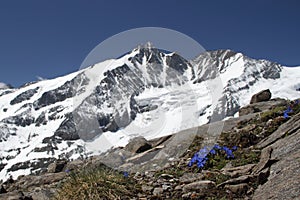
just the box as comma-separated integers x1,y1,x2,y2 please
1,96,299,199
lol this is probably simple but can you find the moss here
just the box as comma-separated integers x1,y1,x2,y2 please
232,149,260,167
260,106,286,122
205,153,231,171
204,171,230,185
54,166,141,200
188,135,204,152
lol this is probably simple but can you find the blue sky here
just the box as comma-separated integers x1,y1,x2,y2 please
0,0,299,87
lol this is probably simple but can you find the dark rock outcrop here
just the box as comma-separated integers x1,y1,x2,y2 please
250,89,272,104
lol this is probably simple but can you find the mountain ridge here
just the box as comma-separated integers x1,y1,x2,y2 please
0,47,299,181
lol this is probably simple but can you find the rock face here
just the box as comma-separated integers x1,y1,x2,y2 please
250,89,272,104
253,112,300,200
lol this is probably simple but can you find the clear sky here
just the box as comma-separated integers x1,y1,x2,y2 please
0,0,299,87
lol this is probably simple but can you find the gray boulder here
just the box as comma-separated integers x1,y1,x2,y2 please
124,136,152,153
250,89,272,104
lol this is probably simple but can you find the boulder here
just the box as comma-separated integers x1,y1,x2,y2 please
124,136,152,153
250,89,271,104
47,160,66,173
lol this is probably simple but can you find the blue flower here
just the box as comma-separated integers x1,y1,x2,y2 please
286,106,293,113
188,144,236,169
222,146,234,159
283,111,289,119
209,148,216,155
213,144,222,150
232,146,238,151
123,171,129,178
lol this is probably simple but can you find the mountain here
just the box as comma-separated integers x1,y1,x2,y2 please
0,82,13,90
0,46,299,181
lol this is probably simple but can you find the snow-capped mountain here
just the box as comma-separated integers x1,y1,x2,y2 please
0,82,12,90
0,46,299,181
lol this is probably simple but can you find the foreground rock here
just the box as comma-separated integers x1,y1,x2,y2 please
253,112,300,199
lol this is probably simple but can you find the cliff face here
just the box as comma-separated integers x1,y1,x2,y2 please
1,96,299,199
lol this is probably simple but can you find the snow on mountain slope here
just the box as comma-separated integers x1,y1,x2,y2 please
0,46,299,181
0,82,11,90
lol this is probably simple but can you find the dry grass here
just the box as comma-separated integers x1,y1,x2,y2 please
54,165,141,200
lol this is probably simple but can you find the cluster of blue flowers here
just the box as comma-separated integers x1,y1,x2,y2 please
188,145,237,169
283,99,299,119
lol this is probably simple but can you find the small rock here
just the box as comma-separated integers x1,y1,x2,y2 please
47,160,66,173
162,184,171,191
64,159,84,171
182,180,216,193
181,192,191,199
221,164,256,177
175,185,183,190
142,185,153,192
152,187,164,196
225,183,248,195
218,175,254,188
179,173,204,184
159,174,174,179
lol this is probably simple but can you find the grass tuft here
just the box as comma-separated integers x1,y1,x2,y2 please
54,165,141,200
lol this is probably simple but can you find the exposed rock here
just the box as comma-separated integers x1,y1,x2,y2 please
257,112,300,149
253,131,300,199
182,180,216,193
0,191,32,200
10,87,39,105
250,89,272,104
124,136,152,153
0,185,7,194
221,164,255,177
141,185,153,193
252,110,300,199
252,146,272,174
217,175,254,188
224,183,248,195
47,160,67,173
64,159,84,171
239,98,286,116
15,172,66,189
257,167,270,185
179,173,205,184
152,187,164,196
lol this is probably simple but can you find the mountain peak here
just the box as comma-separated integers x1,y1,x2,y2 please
0,82,13,90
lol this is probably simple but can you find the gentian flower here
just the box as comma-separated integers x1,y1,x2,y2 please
232,146,238,151
123,171,129,178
